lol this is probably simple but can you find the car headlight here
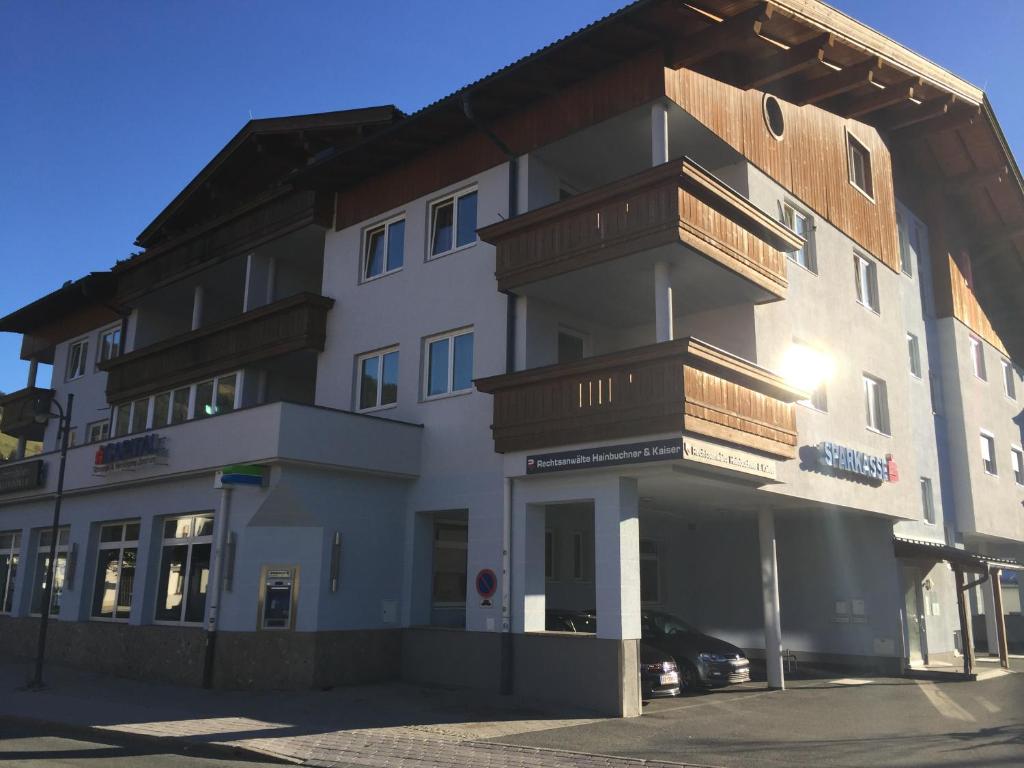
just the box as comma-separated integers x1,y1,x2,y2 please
641,661,678,673
698,652,730,663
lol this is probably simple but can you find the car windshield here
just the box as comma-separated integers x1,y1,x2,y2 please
642,611,698,637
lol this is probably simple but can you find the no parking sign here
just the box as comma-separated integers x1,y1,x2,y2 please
475,568,497,606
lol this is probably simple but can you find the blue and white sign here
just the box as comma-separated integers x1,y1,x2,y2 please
93,434,168,476
816,441,898,484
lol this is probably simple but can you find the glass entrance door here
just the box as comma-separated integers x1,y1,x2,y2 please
902,565,927,666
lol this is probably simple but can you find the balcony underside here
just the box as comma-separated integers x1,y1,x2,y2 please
476,337,804,460
0,387,54,442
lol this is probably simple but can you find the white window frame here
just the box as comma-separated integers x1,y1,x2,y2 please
153,514,214,626
907,333,922,379
356,347,399,412
86,420,110,444
90,520,140,622
423,328,474,400
30,526,70,617
66,337,89,381
970,336,987,381
361,214,405,283
427,187,478,260
1001,359,1016,400
114,371,243,437
1011,446,1024,486
920,477,935,525
0,530,21,615
980,431,998,476
854,252,880,314
781,200,816,273
863,374,890,435
846,129,874,201
897,212,914,278
97,325,122,366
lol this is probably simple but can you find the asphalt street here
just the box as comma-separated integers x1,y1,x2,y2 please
488,668,1024,768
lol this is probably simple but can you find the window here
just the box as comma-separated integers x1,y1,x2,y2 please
545,529,556,581
763,93,785,139
87,420,110,444
847,132,873,198
194,373,237,419
429,188,477,258
1002,359,1016,400
0,531,20,614
431,523,467,607
114,403,130,437
929,371,943,415
97,326,122,364
639,539,660,604
782,202,815,272
558,330,586,364
863,375,890,435
854,253,880,313
970,337,987,380
980,432,997,476
907,333,922,378
66,428,78,448
897,213,914,277
130,397,150,434
1012,447,1024,486
91,521,139,620
920,478,935,524
66,338,89,381
30,526,69,616
155,514,214,623
357,348,399,411
363,216,405,280
572,532,584,580
117,375,239,436
170,387,190,425
425,329,473,398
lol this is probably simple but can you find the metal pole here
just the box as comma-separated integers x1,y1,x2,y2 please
28,393,73,690
202,485,232,688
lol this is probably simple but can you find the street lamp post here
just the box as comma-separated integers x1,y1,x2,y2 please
26,392,74,690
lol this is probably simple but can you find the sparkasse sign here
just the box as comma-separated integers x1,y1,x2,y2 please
815,441,898,484
525,439,683,475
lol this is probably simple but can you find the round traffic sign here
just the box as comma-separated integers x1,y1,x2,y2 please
475,568,498,599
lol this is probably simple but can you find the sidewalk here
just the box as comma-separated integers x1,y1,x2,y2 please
0,660,716,768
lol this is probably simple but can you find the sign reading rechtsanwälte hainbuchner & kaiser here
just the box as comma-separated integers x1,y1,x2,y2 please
526,439,683,475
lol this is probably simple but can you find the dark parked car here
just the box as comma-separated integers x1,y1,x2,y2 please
546,610,680,698
640,610,751,688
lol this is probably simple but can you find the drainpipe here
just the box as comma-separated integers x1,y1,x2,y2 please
462,92,518,695
202,485,233,688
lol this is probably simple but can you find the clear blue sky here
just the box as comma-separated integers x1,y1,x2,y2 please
1,0,1021,393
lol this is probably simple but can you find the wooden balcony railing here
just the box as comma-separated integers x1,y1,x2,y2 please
475,338,805,459
0,387,54,442
100,292,334,403
478,158,803,296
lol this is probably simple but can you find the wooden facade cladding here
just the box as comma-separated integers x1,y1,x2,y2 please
478,158,801,294
115,190,333,303
475,337,804,459
946,255,1008,355
664,67,901,273
333,50,666,231
0,387,54,442
99,293,334,404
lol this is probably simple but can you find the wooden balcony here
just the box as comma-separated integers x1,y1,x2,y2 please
475,338,805,459
0,387,54,442
478,158,803,297
100,292,334,403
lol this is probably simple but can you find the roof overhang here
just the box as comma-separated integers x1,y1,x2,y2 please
894,537,1023,573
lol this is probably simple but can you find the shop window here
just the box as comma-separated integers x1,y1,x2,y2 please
907,333,922,378
920,478,935,525
863,374,890,435
429,188,477,258
66,338,89,381
30,526,70,616
545,529,557,581
91,521,139,620
980,432,997,476
431,523,467,607
781,201,815,273
357,347,399,411
0,531,20,614
970,337,987,381
854,252,879,313
363,216,405,281
639,539,660,605
97,326,122,365
154,514,214,624
571,531,592,582
425,328,473,398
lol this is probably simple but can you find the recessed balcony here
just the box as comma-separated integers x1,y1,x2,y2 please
475,337,805,459
478,158,802,319
100,292,334,403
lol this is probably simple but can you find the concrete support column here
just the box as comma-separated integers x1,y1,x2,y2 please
654,261,674,343
594,477,641,640
651,100,669,166
511,498,546,633
191,285,205,331
758,507,784,690
982,573,1000,656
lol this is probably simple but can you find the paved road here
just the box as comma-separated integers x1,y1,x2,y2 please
0,720,287,768
488,668,1024,768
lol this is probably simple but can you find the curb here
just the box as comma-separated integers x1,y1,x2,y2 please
1,713,300,765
